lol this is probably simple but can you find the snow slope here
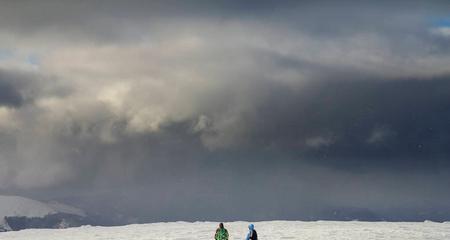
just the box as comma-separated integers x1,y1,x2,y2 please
1,220,450,240
0,195,88,231
0,195,85,218
0,196,57,218
46,201,86,217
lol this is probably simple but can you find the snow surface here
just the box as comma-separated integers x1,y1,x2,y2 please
1,220,450,239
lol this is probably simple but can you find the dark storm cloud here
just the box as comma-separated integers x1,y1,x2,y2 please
223,74,450,171
0,69,70,107
24,74,450,222
0,0,447,44
0,0,298,43
0,72,24,107
1,0,450,222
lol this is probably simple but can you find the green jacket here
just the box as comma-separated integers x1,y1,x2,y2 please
215,227,229,240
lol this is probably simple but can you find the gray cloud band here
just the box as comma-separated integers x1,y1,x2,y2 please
0,0,449,221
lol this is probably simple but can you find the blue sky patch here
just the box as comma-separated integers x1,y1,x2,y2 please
431,17,450,28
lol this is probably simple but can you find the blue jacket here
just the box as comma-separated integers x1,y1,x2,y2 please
246,224,258,240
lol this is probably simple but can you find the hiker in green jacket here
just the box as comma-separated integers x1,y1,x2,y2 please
215,223,229,240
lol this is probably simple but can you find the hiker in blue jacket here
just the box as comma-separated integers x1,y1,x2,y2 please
245,224,258,240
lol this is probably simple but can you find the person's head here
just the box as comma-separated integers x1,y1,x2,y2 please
219,223,224,229
248,224,254,230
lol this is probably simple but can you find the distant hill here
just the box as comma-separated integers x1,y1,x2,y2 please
0,195,88,231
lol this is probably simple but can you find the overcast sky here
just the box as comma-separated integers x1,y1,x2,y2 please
1,0,450,222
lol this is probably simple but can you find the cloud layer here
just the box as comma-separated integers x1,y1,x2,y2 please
0,0,450,221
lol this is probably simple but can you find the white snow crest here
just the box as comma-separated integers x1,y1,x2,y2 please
47,201,86,217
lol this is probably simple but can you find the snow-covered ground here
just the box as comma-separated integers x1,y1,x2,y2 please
1,220,450,240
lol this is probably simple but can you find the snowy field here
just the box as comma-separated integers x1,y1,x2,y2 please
1,221,450,240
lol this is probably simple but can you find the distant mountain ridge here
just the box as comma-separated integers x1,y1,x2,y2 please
0,195,87,231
